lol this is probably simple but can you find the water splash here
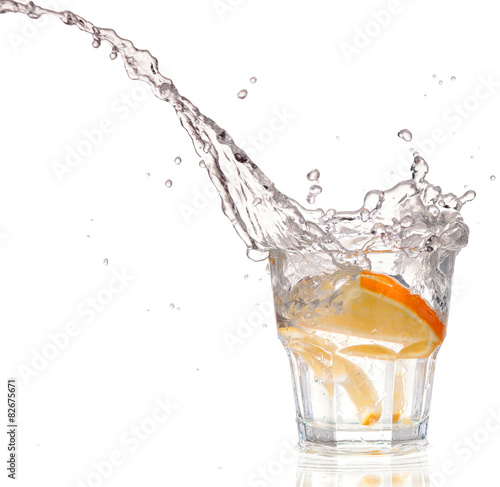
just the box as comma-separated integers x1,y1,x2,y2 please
0,1,474,267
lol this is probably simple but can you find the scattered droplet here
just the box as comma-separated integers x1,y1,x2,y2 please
174,156,182,165
244,274,249,280
199,160,206,168
169,303,175,309
86,235,90,239
432,74,437,79
165,179,173,188
439,80,443,85
250,77,257,84
306,185,322,204
237,89,248,99
491,175,496,181
146,172,150,177
307,169,320,181
398,129,413,142
336,135,340,140
451,76,456,81
103,258,108,266
146,309,150,313
176,307,180,311
263,324,267,328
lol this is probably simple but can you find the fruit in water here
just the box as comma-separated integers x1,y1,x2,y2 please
279,270,445,426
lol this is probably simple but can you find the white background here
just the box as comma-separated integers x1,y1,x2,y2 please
0,0,499,485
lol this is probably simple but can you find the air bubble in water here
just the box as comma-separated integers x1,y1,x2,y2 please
307,169,320,181
400,216,415,228
103,258,108,266
237,89,248,99
398,129,413,142
174,156,182,165
491,175,496,181
165,179,172,188
234,153,248,163
250,77,257,84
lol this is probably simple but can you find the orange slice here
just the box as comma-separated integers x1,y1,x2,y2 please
290,271,444,354
280,326,382,426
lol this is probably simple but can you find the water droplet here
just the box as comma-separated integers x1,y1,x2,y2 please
169,303,175,309
109,47,118,60
92,38,101,48
146,309,150,313
398,129,413,142
250,77,257,84
174,156,182,165
237,89,248,99
263,324,267,328
146,172,150,177
411,155,429,183
86,235,90,239
244,274,249,280
313,377,319,383
470,156,474,160
336,136,340,140
439,80,443,85
165,179,173,188
451,76,456,81
199,160,206,168
103,258,108,266
432,74,437,79
307,169,320,181
491,175,496,181
306,185,322,204
253,198,262,206
176,307,180,311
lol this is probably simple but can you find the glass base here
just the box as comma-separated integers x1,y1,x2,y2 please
297,418,429,455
